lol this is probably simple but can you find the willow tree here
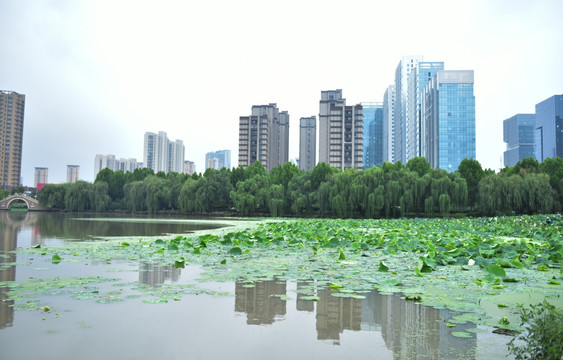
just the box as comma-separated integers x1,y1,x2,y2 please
123,181,147,214
65,181,93,212
439,193,451,217
91,182,111,212
178,178,200,214
230,174,269,216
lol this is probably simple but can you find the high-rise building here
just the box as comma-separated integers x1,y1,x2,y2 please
503,114,536,167
143,131,184,174
362,103,384,169
94,154,137,178
205,150,231,170
184,161,195,175
168,140,185,173
238,104,289,171
535,95,563,161
0,90,25,189
319,90,345,165
34,167,48,188
299,116,316,171
115,158,137,173
394,56,423,164
319,90,363,170
66,165,79,183
422,70,475,171
411,62,444,158
94,154,116,178
382,85,396,163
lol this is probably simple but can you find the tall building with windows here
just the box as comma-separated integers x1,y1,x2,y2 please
319,89,345,164
411,62,444,158
422,70,475,171
94,155,137,178
168,139,185,173
382,85,396,163
184,161,195,175
205,150,231,170
503,114,536,167
94,154,116,177
238,104,289,171
299,116,316,171
143,131,184,174
0,90,25,189
66,165,79,183
535,95,563,161
394,56,423,164
362,103,383,168
34,167,48,188
319,90,363,170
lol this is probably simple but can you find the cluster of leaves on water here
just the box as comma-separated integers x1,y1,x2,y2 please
4,215,562,329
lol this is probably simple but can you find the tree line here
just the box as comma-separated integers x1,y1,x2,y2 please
33,156,562,217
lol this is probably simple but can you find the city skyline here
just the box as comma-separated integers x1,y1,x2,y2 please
1,1,562,184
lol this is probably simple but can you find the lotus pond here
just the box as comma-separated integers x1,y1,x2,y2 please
0,212,561,359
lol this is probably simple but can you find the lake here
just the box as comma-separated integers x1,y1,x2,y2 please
0,212,513,359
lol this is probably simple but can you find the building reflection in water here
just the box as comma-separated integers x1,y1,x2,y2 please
234,281,287,325
295,281,314,312
0,212,34,329
138,262,181,287
234,279,477,358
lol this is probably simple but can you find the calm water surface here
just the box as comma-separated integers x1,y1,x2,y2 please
0,212,512,360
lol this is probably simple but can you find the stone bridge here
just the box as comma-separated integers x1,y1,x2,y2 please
0,195,46,211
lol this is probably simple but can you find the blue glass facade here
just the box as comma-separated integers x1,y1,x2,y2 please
503,114,536,167
362,103,384,168
437,82,475,171
535,95,563,161
416,62,444,157
205,150,231,170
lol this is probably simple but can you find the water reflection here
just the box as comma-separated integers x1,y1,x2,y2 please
139,262,181,287
234,279,477,358
235,281,287,325
35,214,226,240
0,213,20,329
0,211,228,242
0,213,491,359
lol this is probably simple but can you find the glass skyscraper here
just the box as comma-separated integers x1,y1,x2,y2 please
382,85,395,163
205,150,231,170
422,70,475,172
535,95,563,161
503,114,536,167
362,102,384,168
415,62,444,157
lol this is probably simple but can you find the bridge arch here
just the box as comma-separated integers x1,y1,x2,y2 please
0,195,45,211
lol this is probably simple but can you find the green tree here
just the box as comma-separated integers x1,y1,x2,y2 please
91,182,111,212
0,189,9,200
144,176,170,214
123,181,146,213
456,158,484,207
230,174,270,216
311,162,337,189
439,193,451,217
539,157,563,208
38,184,68,209
406,157,431,177
508,301,563,360
65,181,93,212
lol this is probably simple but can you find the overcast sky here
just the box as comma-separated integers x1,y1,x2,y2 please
1,0,562,185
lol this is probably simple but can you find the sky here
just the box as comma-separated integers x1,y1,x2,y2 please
1,0,562,185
